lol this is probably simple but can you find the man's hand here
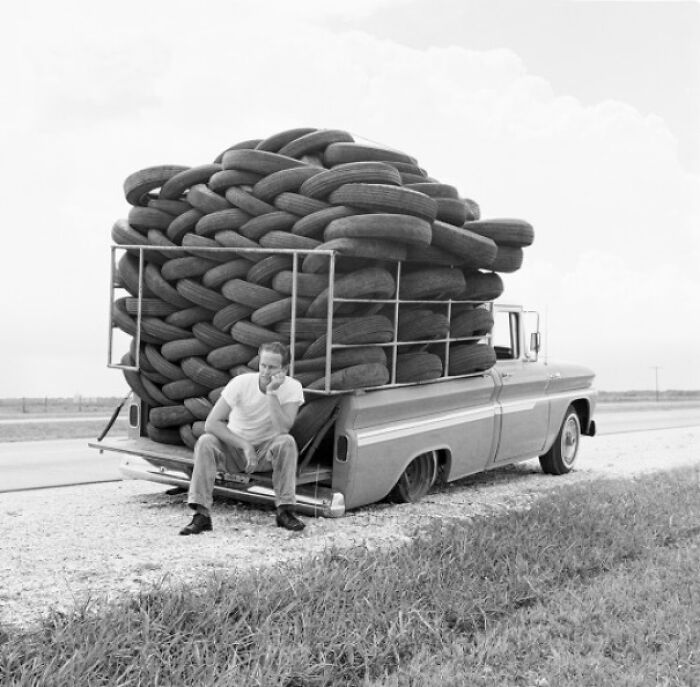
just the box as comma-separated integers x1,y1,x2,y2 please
266,371,285,394
240,442,257,473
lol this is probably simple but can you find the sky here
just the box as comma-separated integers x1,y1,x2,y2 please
0,0,698,396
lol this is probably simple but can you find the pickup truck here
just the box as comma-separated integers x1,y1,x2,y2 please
92,246,597,517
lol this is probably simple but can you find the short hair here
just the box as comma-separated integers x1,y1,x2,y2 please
258,341,289,367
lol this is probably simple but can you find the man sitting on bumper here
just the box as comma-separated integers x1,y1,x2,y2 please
180,341,306,534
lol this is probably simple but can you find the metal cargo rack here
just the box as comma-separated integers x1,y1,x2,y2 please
108,243,495,394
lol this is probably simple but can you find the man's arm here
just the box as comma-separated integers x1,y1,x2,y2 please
203,396,257,468
266,393,300,435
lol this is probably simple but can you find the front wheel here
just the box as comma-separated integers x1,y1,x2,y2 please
539,406,581,475
390,451,439,503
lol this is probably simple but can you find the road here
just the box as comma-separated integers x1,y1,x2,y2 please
0,404,698,493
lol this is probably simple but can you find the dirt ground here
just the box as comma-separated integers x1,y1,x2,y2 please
2,424,699,631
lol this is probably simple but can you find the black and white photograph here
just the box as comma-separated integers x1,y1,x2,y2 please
1,1,699,684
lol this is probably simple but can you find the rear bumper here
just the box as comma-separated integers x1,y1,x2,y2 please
89,438,345,518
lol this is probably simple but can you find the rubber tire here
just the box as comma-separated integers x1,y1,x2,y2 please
390,451,438,503
183,396,213,421
221,149,306,175
306,362,389,390
161,257,217,281
186,184,231,214
239,212,297,241
464,219,534,248
274,192,329,217
299,161,401,199
324,214,432,246
460,271,504,302
192,322,233,349
149,405,195,429
306,267,396,318
165,306,212,329
292,206,358,239
328,183,437,222
161,338,213,362
159,164,222,200
539,406,581,475
447,344,497,376
289,395,339,451
208,169,263,193
399,267,466,299
491,246,524,273
195,209,252,237
255,127,318,153
395,353,444,383
212,303,253,331
176,279,230,311
404,182,459,199
124,165,189,206
181,357,231,389
202,259,252,289
303,315,394,359
278,128,354,158
324,142,416,167
207,343,257,370
430,221,497,269
301,238,407,274
252,167,324,202
167,209,203,244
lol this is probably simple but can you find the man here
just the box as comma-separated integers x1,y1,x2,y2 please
180,341,306,534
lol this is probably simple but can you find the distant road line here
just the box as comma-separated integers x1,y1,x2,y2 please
0,416,114,425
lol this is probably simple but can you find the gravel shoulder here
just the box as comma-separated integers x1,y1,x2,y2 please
2,426,699,631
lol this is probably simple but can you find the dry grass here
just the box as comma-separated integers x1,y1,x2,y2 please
0,420,128,443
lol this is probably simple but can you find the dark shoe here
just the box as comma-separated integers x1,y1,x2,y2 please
179,513,212,536
276,508,305,532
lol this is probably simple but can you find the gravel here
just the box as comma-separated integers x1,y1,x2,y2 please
1,426,699,631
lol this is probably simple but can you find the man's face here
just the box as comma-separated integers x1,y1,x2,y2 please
258,351,285,384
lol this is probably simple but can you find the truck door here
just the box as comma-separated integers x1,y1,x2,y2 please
492,308,549,462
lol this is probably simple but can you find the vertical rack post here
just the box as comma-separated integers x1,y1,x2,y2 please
107,246,117,367
444,298,452,377
290,251,299,376
323,252,336,393
133,247,144,368
390,260,401,384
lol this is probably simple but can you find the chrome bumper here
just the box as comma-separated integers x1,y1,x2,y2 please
118,455,345,518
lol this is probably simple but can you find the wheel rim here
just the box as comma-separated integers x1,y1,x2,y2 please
561,414,581,468
399,451,438,501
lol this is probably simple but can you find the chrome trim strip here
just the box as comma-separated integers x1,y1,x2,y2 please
357,405,497,446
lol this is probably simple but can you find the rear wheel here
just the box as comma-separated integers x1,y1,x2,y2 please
390,451,438,503
539,406,580,475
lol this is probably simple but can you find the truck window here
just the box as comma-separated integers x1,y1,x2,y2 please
492,310,519,360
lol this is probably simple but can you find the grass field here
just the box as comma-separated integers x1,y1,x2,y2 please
2,469,698,686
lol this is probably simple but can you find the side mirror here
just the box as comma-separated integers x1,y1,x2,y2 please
530,332,541,353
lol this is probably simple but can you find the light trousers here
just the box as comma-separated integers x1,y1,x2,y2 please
187,433,298,513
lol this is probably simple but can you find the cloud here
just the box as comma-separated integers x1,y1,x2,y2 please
0,1,698,393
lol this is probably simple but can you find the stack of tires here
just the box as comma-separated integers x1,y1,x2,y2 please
111,128,534,447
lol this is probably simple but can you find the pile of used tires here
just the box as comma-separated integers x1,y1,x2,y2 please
111,128,534,447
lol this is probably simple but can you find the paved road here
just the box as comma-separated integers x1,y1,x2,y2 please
1,404,698,493
0,439,122,492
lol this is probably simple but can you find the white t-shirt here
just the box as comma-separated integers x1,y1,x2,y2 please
221,373,305,444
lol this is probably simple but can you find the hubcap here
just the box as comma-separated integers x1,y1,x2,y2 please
561,414,580,467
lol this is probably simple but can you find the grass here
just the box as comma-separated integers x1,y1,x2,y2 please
0,420,128,443
0,397,123,417
2,469,699,686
